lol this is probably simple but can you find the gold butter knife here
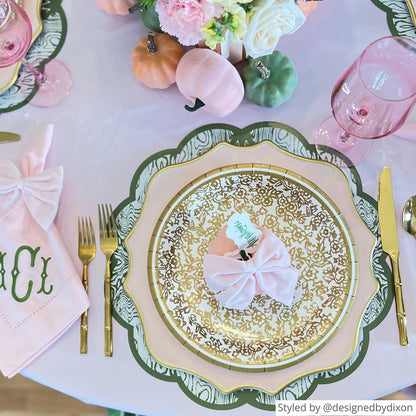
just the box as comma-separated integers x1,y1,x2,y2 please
378,167,408,346
0,132,20,142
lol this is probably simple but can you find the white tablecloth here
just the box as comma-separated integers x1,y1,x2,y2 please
2,0,416,414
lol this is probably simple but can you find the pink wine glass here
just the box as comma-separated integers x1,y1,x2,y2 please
0,0,72,107
0,0,31,67
314,36,416,166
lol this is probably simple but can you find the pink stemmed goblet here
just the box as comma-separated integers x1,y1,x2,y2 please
314,36,416,166
0,0,31,67
0,0,72,107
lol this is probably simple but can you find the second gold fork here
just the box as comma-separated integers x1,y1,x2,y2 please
98,204,118,357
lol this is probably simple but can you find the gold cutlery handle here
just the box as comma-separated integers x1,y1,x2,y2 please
0,132,20,142
104,259,113,357
391,255,408,346
80,264,88,354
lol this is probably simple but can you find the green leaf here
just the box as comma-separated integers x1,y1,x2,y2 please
134,0,157,9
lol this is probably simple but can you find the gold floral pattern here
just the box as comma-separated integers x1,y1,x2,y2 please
148,165,357,371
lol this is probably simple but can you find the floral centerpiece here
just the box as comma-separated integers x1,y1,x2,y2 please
152,0,306,58
94,0,321,115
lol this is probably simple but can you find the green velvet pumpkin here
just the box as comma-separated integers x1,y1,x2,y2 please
242,51,298,108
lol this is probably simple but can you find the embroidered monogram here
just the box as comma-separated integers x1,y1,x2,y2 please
0,245,53,303
0,252,5,290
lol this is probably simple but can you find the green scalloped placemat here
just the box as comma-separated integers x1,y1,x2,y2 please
0,0,67,114
111,122,392,411
371,0,416,40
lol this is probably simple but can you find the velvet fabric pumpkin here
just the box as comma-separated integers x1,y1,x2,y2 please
175,48,244,117
131,33,184,89
94,0,135,15
242,51,298,108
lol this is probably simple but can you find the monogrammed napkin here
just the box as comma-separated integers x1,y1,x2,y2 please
0,124,89,378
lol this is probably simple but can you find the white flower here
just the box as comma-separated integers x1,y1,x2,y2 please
242,0,306,59
226,4,248,40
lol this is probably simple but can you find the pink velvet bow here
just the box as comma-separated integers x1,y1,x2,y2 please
203,230,299,310
0,160,63,231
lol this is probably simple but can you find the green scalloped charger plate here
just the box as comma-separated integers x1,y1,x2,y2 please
111,122,392,410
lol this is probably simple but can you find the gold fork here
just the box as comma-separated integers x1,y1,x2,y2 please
78,217,96,354
98,204,118,357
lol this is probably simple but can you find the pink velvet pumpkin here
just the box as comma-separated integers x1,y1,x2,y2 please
94,0,135,15
175,48,244,117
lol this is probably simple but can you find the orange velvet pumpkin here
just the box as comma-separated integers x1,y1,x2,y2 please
94,0,136,15
131,33,184,89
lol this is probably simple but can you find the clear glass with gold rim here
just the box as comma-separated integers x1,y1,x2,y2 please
0,0,71,106
314,36,416,166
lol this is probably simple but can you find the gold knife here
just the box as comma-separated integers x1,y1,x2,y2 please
378,167,408,346
0,132,20,142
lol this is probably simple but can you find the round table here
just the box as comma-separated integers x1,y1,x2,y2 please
2,0,416,414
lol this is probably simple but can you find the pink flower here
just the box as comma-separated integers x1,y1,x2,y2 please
155,0,222,46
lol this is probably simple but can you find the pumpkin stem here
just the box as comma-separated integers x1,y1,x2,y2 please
255,61,270,79
147,32,157,53
128,3,141,13
185,98,205,112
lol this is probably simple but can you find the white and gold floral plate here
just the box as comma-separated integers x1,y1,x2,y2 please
148,164,357,372
124,141,378,393
0,0,42,94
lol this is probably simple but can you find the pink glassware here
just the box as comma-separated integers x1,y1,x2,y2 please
314,36,416,166
0,0,72,107
0,0,31,67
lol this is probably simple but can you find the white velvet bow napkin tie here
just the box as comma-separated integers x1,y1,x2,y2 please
0,160,63,231
203,230,299,310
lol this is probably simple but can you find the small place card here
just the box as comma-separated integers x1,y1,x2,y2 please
226,212,262,254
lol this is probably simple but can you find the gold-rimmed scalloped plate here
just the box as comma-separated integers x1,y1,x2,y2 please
406,0,416,25
125,142,377,393
148,164,358,372
0,0,43,94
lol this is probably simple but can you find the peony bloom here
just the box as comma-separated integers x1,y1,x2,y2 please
243,0,306,58
155,0,222,46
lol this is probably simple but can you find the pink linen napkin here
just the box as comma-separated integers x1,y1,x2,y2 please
0,124,89,378
203,230,298,310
